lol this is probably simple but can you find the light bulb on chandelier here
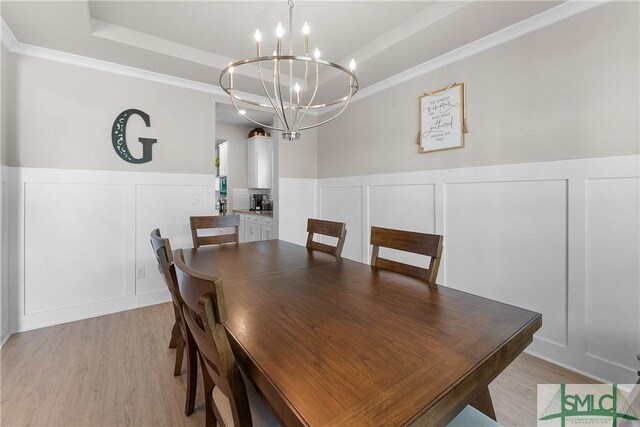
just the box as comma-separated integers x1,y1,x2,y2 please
219,0,358,141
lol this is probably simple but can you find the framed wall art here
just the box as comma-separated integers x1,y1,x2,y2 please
418,82,465,153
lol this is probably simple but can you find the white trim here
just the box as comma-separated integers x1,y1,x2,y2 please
0,18,18,51
0,18,271,107
2,1,608,115
0,332,10,348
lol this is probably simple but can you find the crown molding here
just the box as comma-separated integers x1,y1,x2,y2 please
2,0,608,117
321,0,608,114
1,18,19,51
0,17,278,110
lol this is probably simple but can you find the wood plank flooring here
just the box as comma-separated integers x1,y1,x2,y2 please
1,303,596,427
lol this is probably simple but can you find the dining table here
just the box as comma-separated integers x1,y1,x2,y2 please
179,239,542,427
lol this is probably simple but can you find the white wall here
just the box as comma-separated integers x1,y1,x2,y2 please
278,127,318,179
316,2,639,178
215,122,252,211
0,45,13,345
278,155,640,385
7,53,217,173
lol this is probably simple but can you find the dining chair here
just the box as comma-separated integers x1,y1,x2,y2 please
370,226,500,424
306,218,347,258
369,226,444,283
190,215,241,248
149,229,198,416
174,249,280,427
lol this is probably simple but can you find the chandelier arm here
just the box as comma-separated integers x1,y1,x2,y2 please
221,85,355,111
295,62,319,130
275,60,290,131
228,87,283,132
257,56,288,129
299,77,354,131
293,61,308,127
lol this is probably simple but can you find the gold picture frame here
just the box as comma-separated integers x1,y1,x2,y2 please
418,82,465,153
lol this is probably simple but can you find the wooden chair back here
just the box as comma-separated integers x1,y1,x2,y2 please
306,218,347,258
174,249,252,427
190,215,241,248
370,226,443,283
150,228,183,307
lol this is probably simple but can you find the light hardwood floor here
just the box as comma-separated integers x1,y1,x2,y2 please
1,303,597,427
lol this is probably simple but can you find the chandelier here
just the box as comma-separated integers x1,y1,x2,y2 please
219,0,359,141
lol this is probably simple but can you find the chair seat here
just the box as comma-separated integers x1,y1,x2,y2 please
447,405,501,427
212,369,281,427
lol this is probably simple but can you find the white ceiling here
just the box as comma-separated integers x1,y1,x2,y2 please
1,1,563,100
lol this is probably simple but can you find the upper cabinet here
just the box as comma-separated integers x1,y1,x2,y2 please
247,136,272,189
218,141,229,177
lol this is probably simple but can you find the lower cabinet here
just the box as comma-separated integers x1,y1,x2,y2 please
261,226,273,240
238,213,275,242
245,222,261,242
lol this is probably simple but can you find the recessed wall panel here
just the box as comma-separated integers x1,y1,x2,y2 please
586,177,640,370
136,184,209,294
279,186,314,246
320,186,363,262
369,184,436,268
24,183,127,314
444,180,568,346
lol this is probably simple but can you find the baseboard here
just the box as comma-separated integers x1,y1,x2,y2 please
0,332,11,348
13,290,172,334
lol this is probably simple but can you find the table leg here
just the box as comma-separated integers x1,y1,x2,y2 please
470,387,497,421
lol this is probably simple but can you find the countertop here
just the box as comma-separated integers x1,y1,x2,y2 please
233,209,274,218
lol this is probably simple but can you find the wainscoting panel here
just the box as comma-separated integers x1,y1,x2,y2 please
10,167,215,332
585,177,640,372
320,186,364,262
135,184,211,295
278,178,317,247
316,155,640,384
24,183,128,314
444,180,568,347
368,184,436,268
0,166,10,346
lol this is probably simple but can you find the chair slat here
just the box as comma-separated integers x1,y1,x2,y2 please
197,234,238,246
190,215,240,248
307,218,345,238
306,218,347,258
370,226,443,283
374,258,432,283
370,226,441,257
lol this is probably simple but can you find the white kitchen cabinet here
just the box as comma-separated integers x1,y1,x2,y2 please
247,136,272,189
235,212,276,242
260,226,274,240
245,222,261,242
218,141,229,177
239,215,246,243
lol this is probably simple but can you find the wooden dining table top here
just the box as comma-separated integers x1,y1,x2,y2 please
180,240,542,427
